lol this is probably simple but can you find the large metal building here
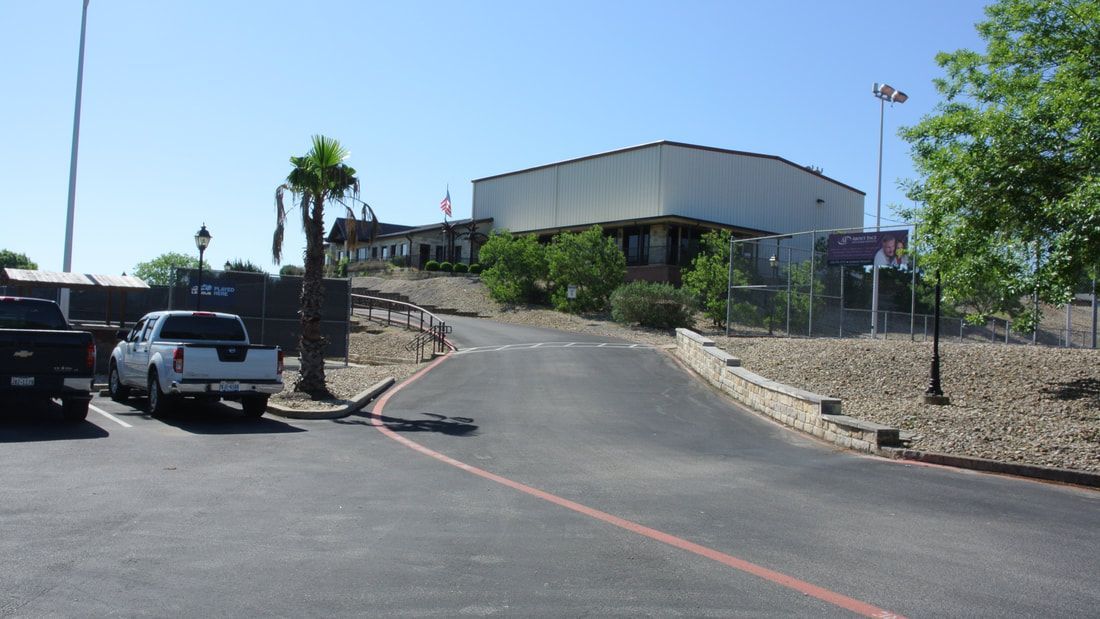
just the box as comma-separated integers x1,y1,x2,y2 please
472,141,864,282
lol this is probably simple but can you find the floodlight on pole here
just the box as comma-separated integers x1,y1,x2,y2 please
870,82,908,338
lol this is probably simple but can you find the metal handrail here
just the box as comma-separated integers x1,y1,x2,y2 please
351,294,454,361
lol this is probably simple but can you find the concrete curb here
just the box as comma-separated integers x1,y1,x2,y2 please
266,377,396,420
880,447,1100,489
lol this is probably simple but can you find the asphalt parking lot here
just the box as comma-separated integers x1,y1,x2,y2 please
3,317,1100,617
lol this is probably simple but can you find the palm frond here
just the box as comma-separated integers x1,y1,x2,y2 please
273,184,288,264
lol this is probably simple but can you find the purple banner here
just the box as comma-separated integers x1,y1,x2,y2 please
826,231,909,267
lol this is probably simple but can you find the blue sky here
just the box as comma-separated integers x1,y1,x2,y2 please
0,0,989,275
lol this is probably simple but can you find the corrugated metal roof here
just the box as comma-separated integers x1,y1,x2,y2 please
87,274,151,289
1,269,96,288
1,269,149,290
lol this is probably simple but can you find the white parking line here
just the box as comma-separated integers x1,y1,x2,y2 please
89,404,133,428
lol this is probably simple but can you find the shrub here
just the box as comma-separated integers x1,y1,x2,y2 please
424,260,441,272
610,281,695,329
682,229,735,327
439,261,454,273
479,230,548,303
468,263,482,274
453,263,469,274
546,225,626,313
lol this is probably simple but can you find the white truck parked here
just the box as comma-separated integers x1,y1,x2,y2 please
108,311,284,417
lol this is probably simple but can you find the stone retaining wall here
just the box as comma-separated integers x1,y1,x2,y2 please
674,329,900,452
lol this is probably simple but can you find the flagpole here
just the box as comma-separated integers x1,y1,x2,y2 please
61,0,91,319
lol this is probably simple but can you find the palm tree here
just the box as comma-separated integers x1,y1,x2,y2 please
272,135,375,396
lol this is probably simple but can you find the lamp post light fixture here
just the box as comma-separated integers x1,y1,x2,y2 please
870,82,908,338
194,224,212,311
224,260,232,272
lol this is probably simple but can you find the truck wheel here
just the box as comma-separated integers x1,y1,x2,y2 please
241,396,269,418
61,398,89,422
147,370,174,416
109,362,131,402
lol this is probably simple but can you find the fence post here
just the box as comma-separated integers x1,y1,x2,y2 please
260,274,269,345
785,247,792,337
910,254,917,340
883,311,888,340
924,315,928,341
1006,320,1011,343
959,319,964,341
808,231,815,338
725,237,735,337
839,266,844,338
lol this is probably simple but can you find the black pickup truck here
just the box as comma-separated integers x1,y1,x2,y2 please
0,297,96,421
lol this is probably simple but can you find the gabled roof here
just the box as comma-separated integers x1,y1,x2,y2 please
326,218,416,244
471,140,865,195
372,218,494,240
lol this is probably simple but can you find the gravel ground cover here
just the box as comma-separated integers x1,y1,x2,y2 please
352,275,1100,472
270,324,425,411
713,336,1100,472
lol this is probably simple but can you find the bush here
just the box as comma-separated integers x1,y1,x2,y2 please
439,261,454,273
546,225,626,313
425,260,441,272
610,281,695,329
453,263,469,274
279,264,305,277
468,263,482,274
479,230,548,303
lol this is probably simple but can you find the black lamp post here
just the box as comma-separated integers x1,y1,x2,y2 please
924,270,950,405
194,224,212,310
224,260,232,272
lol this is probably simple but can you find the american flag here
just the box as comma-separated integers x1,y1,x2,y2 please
440,189,452,217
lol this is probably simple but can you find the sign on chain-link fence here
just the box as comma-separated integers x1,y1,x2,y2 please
725,228,1098,348
169,269,350,357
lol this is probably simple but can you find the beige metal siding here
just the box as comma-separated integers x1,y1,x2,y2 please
472,166,558,232
554,146,661,229
659,144,863,235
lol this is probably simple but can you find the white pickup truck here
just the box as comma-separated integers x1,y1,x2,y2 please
108,311,283,417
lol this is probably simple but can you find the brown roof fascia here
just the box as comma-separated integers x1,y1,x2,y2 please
471,140,865,196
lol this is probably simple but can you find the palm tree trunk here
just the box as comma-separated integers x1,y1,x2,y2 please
296,196,330,396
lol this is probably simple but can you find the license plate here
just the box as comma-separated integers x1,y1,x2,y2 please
10,376,34,387
219,381,240,393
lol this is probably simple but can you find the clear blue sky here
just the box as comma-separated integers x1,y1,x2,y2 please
0,0,988,275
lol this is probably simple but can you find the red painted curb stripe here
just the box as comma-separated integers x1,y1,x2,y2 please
370,354,905,619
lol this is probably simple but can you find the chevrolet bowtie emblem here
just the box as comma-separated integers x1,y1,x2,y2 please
13,350,33,358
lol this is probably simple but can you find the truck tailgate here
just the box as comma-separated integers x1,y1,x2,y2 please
177,344,280,381
0,329,95,390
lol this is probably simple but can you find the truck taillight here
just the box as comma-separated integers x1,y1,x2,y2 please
173,347,184,373
277,350,284,375
86,342,96,370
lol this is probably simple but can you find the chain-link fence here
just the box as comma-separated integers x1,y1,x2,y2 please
168,269,350,357
726,230,1098,348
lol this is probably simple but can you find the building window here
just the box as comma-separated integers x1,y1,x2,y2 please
435,245,444,261
372,246,378,259
623,225,650,266
454,246,463,263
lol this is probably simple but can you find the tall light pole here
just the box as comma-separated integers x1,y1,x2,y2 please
870,82,908,337
194,224,212,311
60,0,91,319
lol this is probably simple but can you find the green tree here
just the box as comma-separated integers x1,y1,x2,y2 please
272,135,365,397
900,0,1100,332
279,265,305,277
0,250,38,270
546,225,626,313
682,230,755,328
133,252,204,286
224,259,265,273
478,230,548,304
